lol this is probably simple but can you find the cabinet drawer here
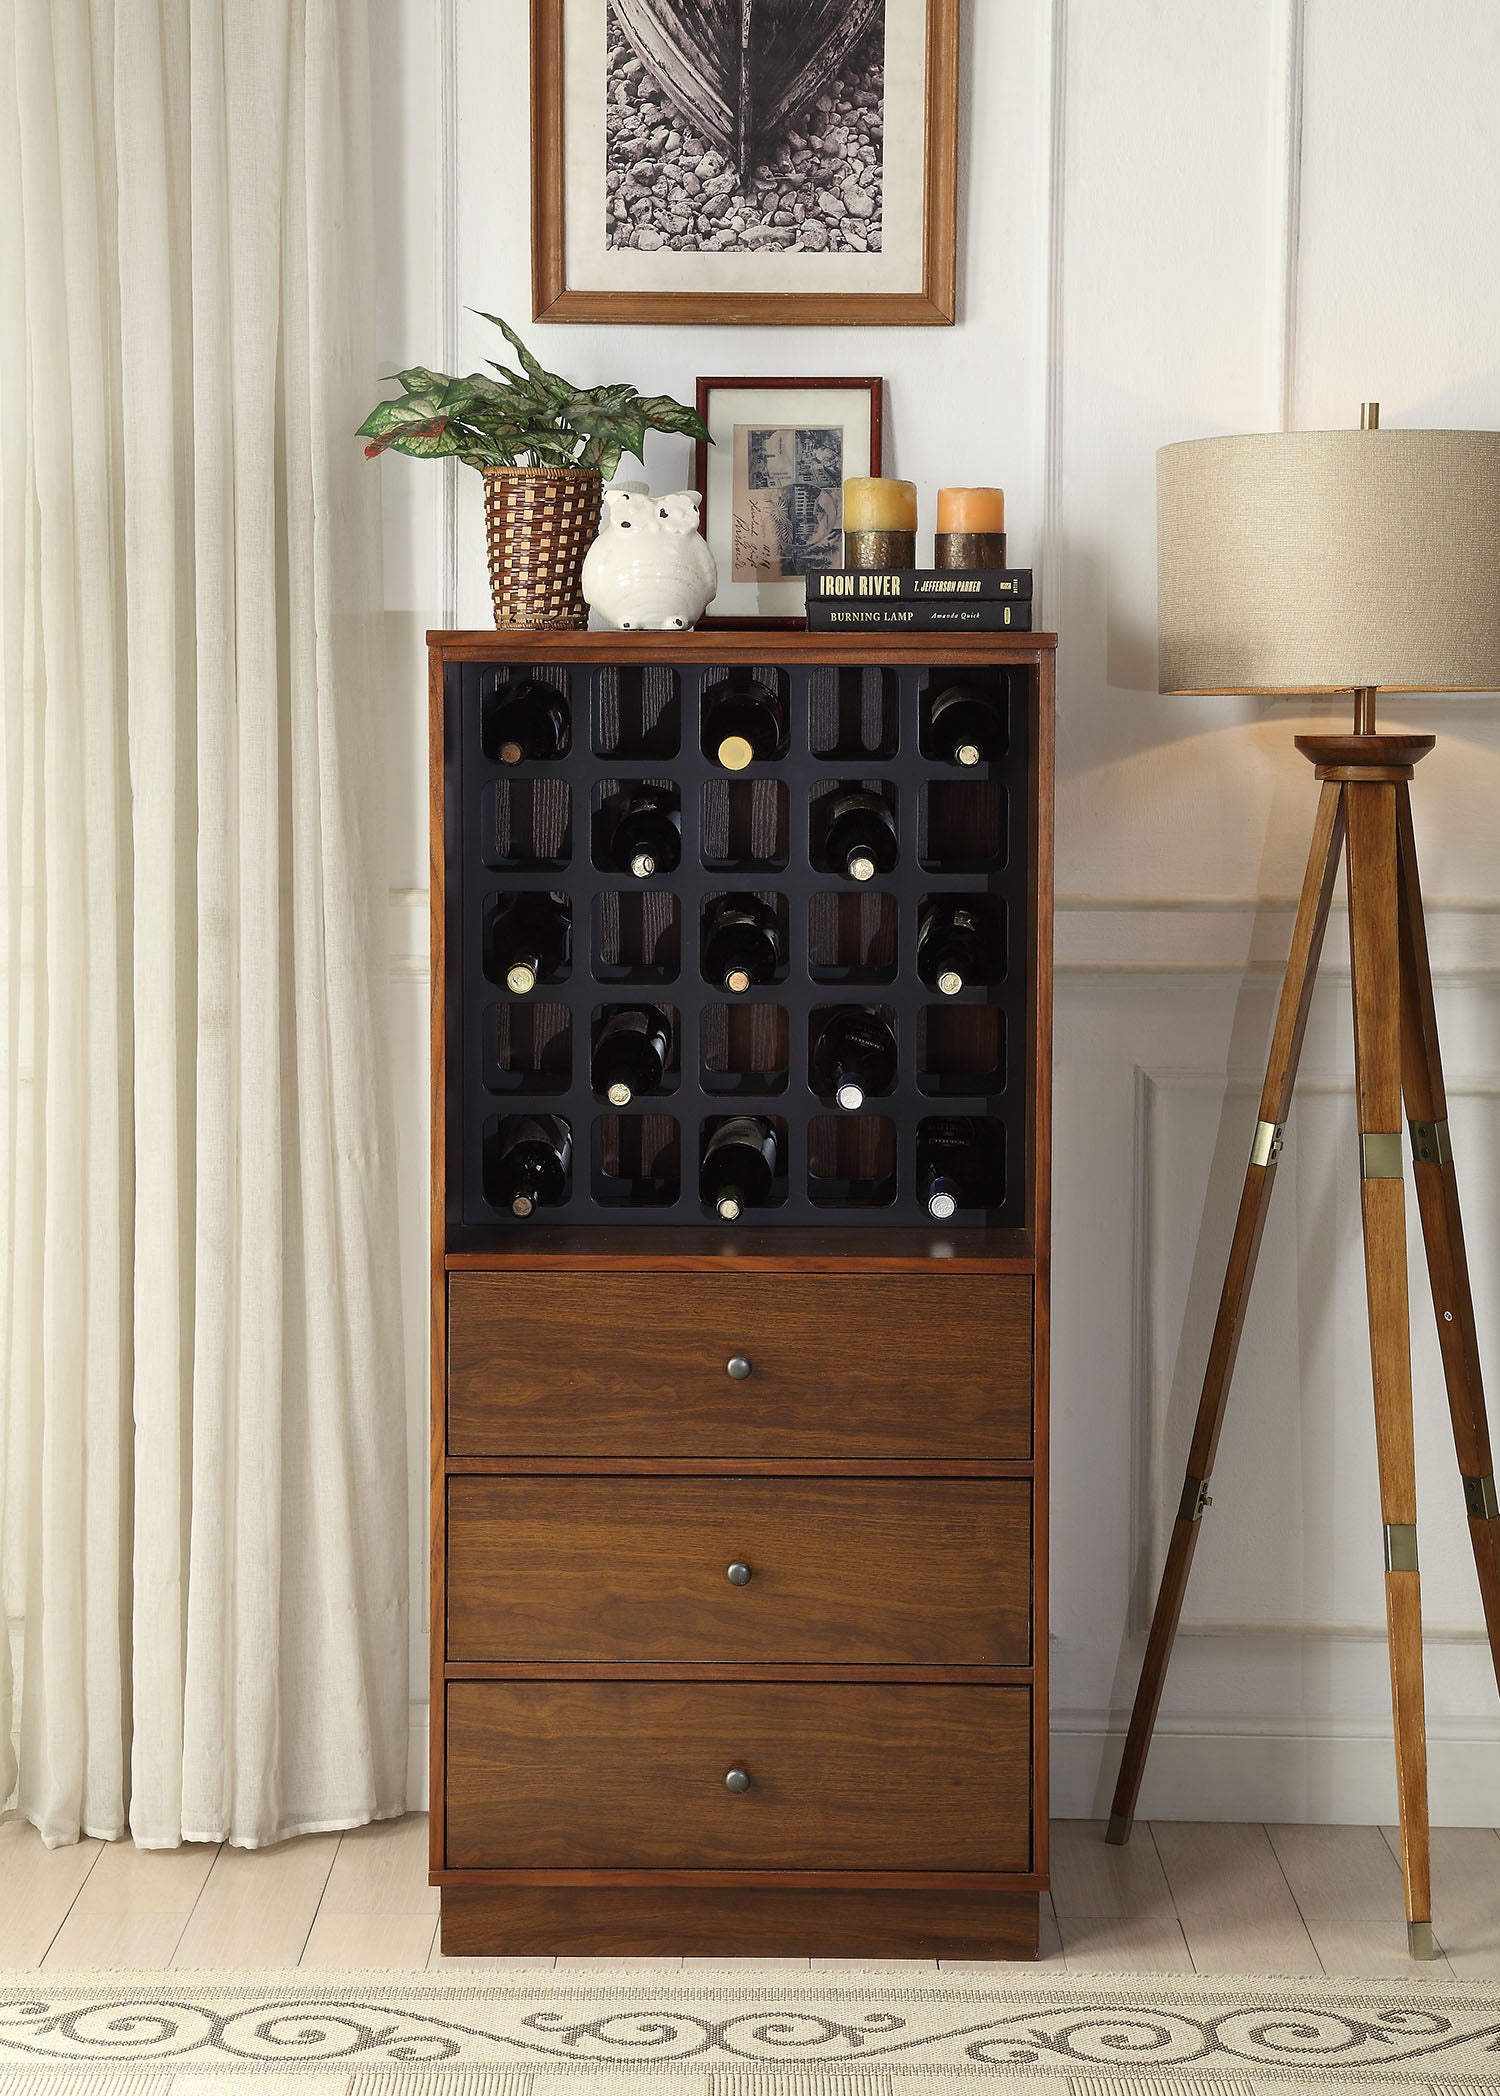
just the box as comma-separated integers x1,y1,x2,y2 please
448,1476,1031,1665
447,1271,1032,1458
445,1680,1031,1872
446,1475,1030,1668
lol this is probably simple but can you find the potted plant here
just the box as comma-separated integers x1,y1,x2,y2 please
358,313,710,630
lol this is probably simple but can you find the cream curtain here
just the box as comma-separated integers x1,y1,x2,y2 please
0,0,409,1846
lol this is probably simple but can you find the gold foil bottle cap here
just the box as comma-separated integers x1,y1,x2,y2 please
629,849,656,878
848,852,876,882
937,968,963,996
725,967,751,994
956,741,981,767
718,734,754,771
511,1193,535,1217
607,1080,632,1106
499,739,523,766
506,962,538,994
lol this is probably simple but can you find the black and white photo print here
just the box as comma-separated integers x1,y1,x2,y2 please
605,1,886,257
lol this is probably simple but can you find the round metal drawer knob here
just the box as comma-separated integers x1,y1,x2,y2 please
726,1561,752,1586
724,1768,751,1795
726,1355,752,1380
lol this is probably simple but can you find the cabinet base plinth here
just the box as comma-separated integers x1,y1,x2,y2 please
439,1884,1040,1959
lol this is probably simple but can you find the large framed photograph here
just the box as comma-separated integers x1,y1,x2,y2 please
695,375,882,624
531,0,959,326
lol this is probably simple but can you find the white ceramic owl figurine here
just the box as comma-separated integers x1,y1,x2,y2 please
582,488,718,631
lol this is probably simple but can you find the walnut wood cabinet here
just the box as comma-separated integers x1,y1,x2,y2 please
429,629,1054,1956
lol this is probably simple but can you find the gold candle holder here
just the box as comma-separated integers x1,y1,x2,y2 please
935,530,1007,570
845,528,917,570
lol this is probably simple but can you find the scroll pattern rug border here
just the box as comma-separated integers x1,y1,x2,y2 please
1,1968,1499,2086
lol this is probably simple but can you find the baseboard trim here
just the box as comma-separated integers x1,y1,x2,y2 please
1052,1716,1500,1826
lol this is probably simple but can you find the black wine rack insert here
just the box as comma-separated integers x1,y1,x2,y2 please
447,655,1028,1229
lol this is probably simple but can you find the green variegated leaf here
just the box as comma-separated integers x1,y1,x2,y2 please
357,395,448,441
362,415,463,459
634,394,713,443
474,310,572,404
391,365,455,397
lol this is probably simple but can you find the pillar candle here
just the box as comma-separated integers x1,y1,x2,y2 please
843,478,918,532
937,486,1005,534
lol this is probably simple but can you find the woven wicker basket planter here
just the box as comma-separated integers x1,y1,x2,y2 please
482,465,602,630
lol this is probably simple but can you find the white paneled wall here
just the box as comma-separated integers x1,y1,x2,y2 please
375,0,1500,1819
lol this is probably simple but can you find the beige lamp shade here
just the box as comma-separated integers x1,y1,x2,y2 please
1157,428,1500,695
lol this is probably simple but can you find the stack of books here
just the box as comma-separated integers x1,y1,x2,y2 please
803,568,1033,632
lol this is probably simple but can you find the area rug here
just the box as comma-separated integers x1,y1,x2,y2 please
1,1967,1499,2093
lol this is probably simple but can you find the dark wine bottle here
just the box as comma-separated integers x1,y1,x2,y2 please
702,893,781,993
488,891,570,995
591,1005,670,1106
811,1007,897,1112
917,1116,979,1221
928,685,1003,767
610,786,680,879
487,675,569,765
705,684,785,770
823,789,897,882
492,1114,571,1217
700,1115,778,1221
917,899,996,996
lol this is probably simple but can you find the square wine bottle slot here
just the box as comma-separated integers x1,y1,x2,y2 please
701,670,789,770
698,1114,787,1220
593,778,682,879
484,890,571,995
483,1113,573,1217
590,1004,678,1105
812,781,899,883
481,670,572,766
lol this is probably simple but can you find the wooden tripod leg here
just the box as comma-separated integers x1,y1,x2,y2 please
1106,782,1346,1844
1396,788,1500,1690
1346,781,1433,1959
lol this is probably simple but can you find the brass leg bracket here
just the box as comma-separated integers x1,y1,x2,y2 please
1409,1118,1453,1167
1384,1523,1420,1573
1179,1474,1213,1523
1464,1474,1500,1521
1362,1133,1404,1180
1251,1119,1284,1167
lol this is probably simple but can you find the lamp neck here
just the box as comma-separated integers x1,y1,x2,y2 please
1353,686,1378,736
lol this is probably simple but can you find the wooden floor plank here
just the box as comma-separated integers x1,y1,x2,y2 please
1151,1822,1321,1974
1058,1915,1194,1972
1267,1822,1407,1922
301,1911,440,1969
1385,1823,1500,1977
1304,1917,1456,1978
313,1812,438,1919
1049,1817,1176,1918
170,1832,340,1967
0,1823,104,1968
45,1838,220,1969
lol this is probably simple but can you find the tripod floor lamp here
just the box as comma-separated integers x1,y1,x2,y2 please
1108,407,1500,1961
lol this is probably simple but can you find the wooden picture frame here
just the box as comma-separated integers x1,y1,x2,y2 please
531,0,959,326
694,375,883,626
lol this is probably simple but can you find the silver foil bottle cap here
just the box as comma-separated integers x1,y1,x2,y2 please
956,741,981,767
848,853,876,882
506,962,537,994
928,1190,957,1220
716,1192,742,1221
630,849,656,878
937,968,963,996
511,1193,535,1217
835,1081,865,1111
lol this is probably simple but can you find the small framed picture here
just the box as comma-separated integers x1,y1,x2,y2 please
695,376,883,624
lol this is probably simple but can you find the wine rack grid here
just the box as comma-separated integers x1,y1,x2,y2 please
448,655,1028,1230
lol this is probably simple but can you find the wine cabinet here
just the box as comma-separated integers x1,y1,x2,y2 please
429,629,1054,1957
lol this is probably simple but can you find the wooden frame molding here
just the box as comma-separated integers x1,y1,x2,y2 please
530,0,960,326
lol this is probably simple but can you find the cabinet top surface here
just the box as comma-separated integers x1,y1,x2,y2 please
428,629,1056,665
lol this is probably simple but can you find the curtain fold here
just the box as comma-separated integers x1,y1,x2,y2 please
0,0,408,1848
